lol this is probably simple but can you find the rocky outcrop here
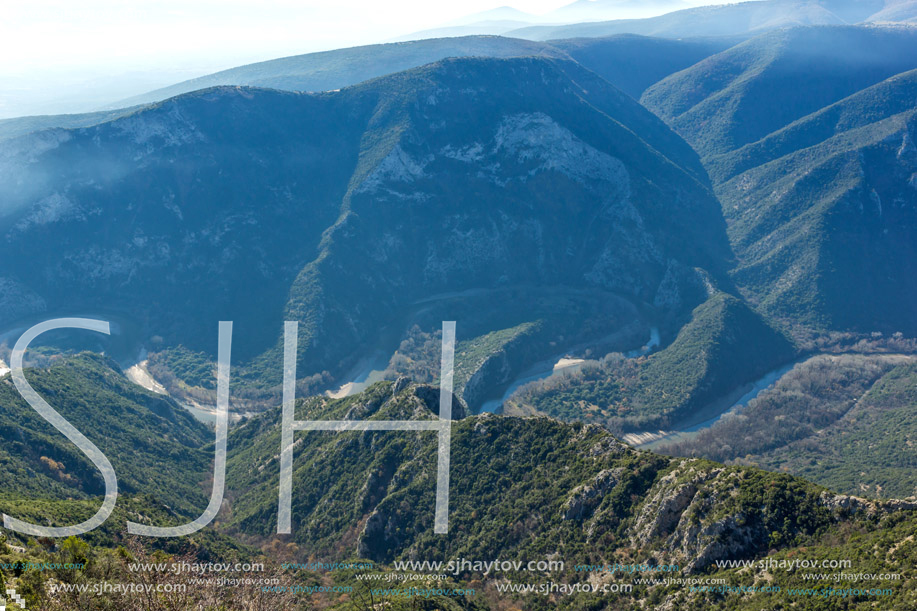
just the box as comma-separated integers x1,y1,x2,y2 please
632,463,721,545
631,464,765,572
670,513,758,573
412,384,467,420
818,491,917,515
357,508,400,560
629,463,917,573
391,376,411,396
460,349,514,410
562,468,624,521
585,431,629,458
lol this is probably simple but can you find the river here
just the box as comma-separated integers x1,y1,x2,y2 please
479,326,661,414
479,358,586,414
119,346,251,425
621,360,801,447
622,352,917,448
325,350,391,399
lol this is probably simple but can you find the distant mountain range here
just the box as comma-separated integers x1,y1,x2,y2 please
394,0,692,40
101,1,917,111
550,0,693,22
0,32,734,145
6,1,913,127
92,33,733,111
508,0,917,40
3,0,916,124
103,37,565,111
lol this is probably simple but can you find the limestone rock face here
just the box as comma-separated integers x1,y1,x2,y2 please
562,468,624,521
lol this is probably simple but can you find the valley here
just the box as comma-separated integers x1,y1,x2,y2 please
1,2,917,608
480,325,660,414
622,359,802,446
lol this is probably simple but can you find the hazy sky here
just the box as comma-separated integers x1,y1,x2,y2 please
0,0,708,118
2,1,566,75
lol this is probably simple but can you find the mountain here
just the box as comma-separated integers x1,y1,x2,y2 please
4,9,917,611
104,33,735,112
870,0,917,21
718,74,917,333
99,32,732,116
218,378,917,609
0,107,145,143
388,20,540,41
224,379,890,565
391,2,691,41
639,27,917,335
551,34,737,98
0,354,248,559
389,6,544,41
445,6,539,25
107,36,565,109
641,25,917,158
278,57,731,386
548,0,691,22
0,354,210,515
0,87,366,362
0,56,732,406
707,68,917,182
4,366,917,608
507,0,906,41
